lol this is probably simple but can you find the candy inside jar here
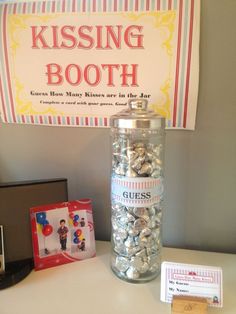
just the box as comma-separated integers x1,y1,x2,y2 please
110,99,165,283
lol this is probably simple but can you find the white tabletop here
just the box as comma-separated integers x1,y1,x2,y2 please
0,241,235,314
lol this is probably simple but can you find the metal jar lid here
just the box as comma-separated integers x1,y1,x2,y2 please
110,99,165,129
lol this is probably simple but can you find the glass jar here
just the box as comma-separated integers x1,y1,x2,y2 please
110,99,165,283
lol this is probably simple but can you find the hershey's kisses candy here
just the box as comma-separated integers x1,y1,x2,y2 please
148,206,156,216
127,225,139,237
152,158,162,168
111,200,162,279
156,211,162,223
125,245,141,257
112,140,164,179
138,232,152,249
110,98,165,282
135,248,146,258
127,213,136,222
139,262,149,273
135,146,146,157
134,142,145,148
115,256,130,272
111,216,119,230
140,227,152,238
133,207,148,218
126,167,138,177
124,236,136,248
148,216,157,229
138,163,153,176
134,218,147,231
116,228,128,240
153,144,163,158
114,163,126,176
117,215,129,226
146,247,152,256
151,165,162,178
129,256,143,271
126,267,140,280
114,243,127,256
112,203,126,213
126,149,139,161
131,156,144,171
111,137,164,281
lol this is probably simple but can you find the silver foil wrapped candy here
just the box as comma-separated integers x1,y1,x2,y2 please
110,99,165,283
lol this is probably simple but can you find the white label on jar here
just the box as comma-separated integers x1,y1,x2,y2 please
111,175,163,207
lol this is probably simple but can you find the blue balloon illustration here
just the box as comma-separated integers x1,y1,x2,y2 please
74,214,79,221
36,212,46,224
73,237,79,244
42,219,49,226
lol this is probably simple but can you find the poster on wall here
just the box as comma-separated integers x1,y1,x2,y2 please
0,0,200,129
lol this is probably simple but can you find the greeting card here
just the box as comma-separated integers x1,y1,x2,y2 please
30,199,96,270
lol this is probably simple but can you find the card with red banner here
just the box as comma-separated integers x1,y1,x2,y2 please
30,199,96,271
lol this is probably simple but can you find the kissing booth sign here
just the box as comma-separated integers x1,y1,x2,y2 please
0,0,200,129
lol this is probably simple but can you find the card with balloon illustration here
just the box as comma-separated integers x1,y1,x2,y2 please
30,199,96,271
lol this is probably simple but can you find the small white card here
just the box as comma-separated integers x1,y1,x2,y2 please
160,261,223,307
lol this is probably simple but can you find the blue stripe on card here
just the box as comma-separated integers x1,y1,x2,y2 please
66,0,71,12
17,2,21,14
77,0,81,12
162,0,167,10
86,0,91,12
37,1,41,12
129,0,134,11
16,115,21,123
140,0,144,11
151,0,155,11
80,116,84,126
57,0,61,12
26,115,30,124
61,116,66,124
108,0,112,12
47,1,51,12
119,0,123,11
173,0,178,10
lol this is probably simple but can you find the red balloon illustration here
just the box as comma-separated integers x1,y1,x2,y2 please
69,212,74,219
42,224,53,236
76,229,82,237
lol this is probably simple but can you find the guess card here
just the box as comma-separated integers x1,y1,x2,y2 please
161,261,223,307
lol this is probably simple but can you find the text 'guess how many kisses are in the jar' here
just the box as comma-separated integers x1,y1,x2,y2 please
31,25,145,87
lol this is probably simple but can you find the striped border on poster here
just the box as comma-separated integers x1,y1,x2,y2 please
2,0,179,15
0,0,200,129
112,176,161,189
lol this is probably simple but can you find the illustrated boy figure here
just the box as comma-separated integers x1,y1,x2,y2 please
80,218,85,227
78,238,86,251
57,219,68,251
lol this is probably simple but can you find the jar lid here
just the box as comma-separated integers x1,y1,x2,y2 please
110,99,165,129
